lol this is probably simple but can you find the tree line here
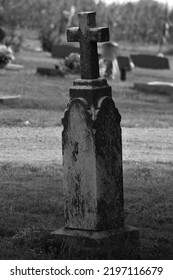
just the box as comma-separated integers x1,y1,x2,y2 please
0,0,173,50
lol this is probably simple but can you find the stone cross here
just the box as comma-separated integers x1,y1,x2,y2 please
52,11,139,259
67,11,109,79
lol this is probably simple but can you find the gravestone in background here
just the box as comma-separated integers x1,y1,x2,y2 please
52,11,139,259
134,81,173,96
100,41,120,79
37,67,65,77
52,43,80,58
101,41,118,60
0,95,21,104
0,27,6,43
130,54,170,69
117,56,132,81
117,56,133,71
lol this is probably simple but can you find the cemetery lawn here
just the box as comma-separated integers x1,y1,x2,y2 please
0,49,173,260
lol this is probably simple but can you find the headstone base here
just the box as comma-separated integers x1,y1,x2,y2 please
51,226,139,259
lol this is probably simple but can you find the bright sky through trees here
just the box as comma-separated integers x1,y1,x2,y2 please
99,0,173,8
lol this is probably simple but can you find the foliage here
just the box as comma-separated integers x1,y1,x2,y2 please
36,0,173,50
38,0,98,51
0,0,173,50
38,0,69,51
0,0,24,51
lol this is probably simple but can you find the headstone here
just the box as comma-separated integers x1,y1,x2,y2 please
52,11,139,259
120,68,126,81
0,95,21,104
52,44,80,58
130,54,170,69
100,41,120,79
117,56,133,71
37,67,65,77
117,56,134,81
0,27,6,43
101,41,118,60
5,63,24,71
134,81,173,95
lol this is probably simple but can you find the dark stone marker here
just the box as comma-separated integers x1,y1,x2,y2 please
37,67,64,77
130,54,170,69
117,56,132,71
67,11,109,79
0,27,5,42
51,44,80,58
52,11,139,259
120,68,126,81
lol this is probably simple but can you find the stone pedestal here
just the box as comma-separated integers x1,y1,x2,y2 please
52,78,139,259
52,226,139,259
62,79,124,231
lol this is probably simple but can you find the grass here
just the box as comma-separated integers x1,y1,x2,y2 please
124,161,173,260
0,161,172,260
0,45,172,259
0,162,64,259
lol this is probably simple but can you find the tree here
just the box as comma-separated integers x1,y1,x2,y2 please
0,0,172,51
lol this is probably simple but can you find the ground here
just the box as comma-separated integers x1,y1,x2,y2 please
0,127,172,165
0,39,172,259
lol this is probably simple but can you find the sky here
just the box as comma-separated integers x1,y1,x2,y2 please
99,0,173,8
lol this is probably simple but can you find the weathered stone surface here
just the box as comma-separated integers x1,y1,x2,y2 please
62,98,97,230
70,78,111,107
62,95,124,230
67,11,109,79
52,226,140,259
94,97,124,229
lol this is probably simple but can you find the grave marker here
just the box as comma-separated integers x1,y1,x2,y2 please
67,12,109,79
0,95,21,104
134,81,173,96
52,43,80,58
52,11,139,259
5,64,24,71
100,41,120,79
130,54,170,69
37,67,65,77
0,27,5,43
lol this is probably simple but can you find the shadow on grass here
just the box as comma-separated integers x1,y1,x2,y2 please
124,161,173,260
0,161,172,259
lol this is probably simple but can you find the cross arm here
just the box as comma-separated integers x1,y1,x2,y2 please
89,27,109,42
67,27,80,42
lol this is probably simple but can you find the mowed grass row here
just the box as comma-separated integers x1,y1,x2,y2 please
0,49,172,259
